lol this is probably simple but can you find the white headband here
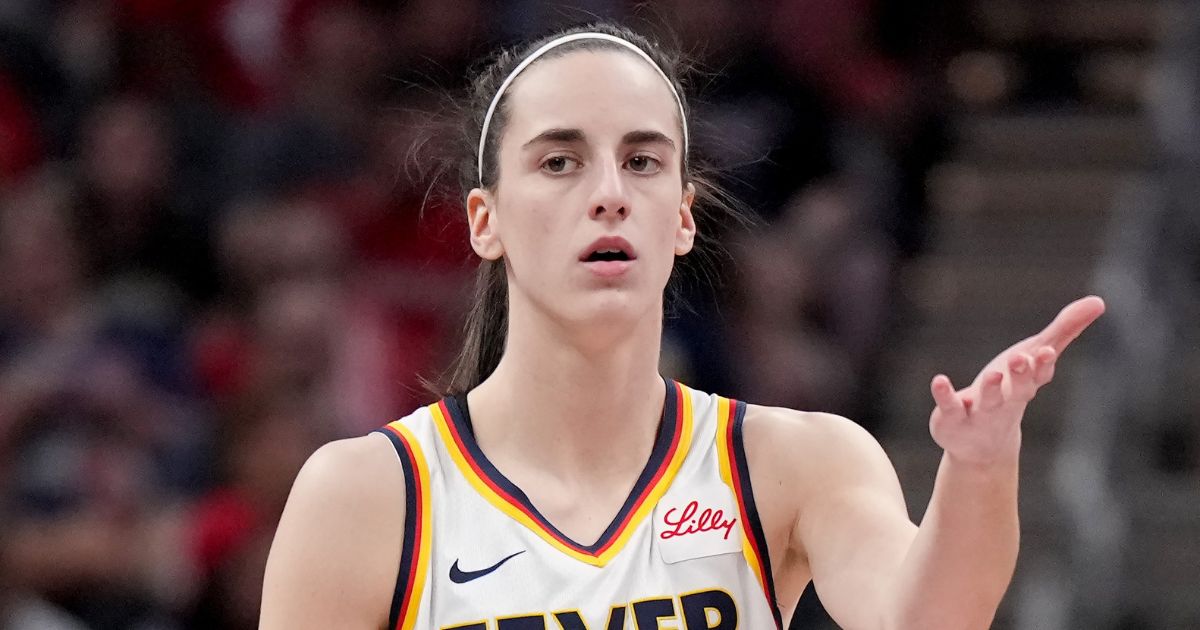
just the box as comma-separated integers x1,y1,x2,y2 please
477,32,688,185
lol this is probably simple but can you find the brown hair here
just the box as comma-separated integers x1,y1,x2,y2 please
426,21,748,395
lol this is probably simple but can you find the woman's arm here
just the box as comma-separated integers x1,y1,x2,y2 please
747,408,917,628
750,296,1104,629
886,296,1104,628
884,451,1019,629
260,434,404,629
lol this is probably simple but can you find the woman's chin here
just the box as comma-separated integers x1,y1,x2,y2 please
562,290,658,327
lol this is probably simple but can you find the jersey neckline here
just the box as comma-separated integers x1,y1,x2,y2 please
430,378,694,566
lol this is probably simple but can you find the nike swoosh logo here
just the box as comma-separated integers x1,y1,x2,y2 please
449,550,525,584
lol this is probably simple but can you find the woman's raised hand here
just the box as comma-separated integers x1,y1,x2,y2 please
928,296,1106,467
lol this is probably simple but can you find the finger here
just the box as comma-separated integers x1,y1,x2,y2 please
931,374,966,419
1033,346,1057,385
1007,352,1033,379
1036,295,1106,354
1008,351,1038,400
979,370,1004,410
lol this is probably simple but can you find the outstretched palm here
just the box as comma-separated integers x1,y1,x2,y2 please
929,296,1106,466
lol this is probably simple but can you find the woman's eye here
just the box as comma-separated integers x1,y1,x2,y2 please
627,155,661,174
541,156,579,174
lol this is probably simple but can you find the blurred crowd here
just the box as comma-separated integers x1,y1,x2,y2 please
0,1,951,627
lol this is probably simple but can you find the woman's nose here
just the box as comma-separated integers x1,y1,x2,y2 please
588,158,628,220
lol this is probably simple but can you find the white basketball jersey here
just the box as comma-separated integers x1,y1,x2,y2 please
373,380,784,629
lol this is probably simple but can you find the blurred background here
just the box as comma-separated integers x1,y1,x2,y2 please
0,0,1195,628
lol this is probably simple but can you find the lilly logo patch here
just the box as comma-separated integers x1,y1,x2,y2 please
660,501,738,541
654,486,743,563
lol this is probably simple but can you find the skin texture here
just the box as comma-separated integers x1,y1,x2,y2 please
259,47,1105,629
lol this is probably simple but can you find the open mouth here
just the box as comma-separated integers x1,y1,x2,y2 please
584,249,632,262
579,236,637,264
578,237,637,278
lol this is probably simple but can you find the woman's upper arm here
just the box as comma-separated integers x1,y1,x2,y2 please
260,433,405,630
746,407,917,629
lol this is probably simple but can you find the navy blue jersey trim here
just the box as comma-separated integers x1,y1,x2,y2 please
374,427,421,630
442,377,678,554
731,401,785,627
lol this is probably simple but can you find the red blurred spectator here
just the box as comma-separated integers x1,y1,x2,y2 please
0,70,42,186
186,388,327,629
75,94,217,301
768,0,909,122
118,0,388,114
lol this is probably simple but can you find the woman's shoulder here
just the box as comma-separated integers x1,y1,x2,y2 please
274,433,407,550
742,404,882,455
299,433,405,494
260,433,405,626
739,403,900,498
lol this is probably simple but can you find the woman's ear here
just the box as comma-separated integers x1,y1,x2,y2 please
675,182,697,256
467,188,504,260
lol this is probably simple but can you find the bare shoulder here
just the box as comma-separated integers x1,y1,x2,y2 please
275,434,407,537
293,433,404,503
260,433,405,629
741,404,895,482
739,405,906,532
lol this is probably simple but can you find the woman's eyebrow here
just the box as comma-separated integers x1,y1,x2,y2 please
622,130,675,151
520,128,676,151
522,128,586,149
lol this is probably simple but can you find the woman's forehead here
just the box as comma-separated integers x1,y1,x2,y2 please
501,49,682,145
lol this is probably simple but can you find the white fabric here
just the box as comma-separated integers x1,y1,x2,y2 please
392,385,778,628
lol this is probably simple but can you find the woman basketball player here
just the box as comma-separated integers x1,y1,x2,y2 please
260,23,1105,629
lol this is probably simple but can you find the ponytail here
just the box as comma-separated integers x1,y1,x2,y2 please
444,259,508,395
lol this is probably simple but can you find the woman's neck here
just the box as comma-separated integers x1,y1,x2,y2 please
467,302,667,481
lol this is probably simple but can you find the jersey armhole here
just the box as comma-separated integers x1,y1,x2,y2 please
374,423,432,630
716,398,785,628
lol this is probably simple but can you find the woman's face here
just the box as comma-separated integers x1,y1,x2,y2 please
467,49,696,330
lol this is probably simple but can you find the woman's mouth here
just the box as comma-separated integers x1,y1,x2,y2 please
582,258,634,277
579,237,637,278
583,249,631,262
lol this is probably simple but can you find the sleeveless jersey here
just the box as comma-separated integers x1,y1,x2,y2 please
372,380,784,629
